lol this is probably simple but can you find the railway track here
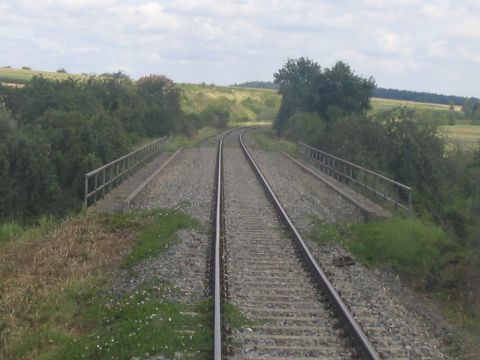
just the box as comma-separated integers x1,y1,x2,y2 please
212,127,380,359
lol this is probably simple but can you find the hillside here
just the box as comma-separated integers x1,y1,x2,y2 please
179,83,280,123
0,66,89,84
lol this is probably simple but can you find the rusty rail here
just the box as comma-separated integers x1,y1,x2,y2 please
298,142,412,212
84,137,166,208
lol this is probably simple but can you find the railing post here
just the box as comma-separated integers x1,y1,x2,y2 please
94,174,98,203
102,169,106,197
84,175,89,208
395,186,398,210
408,190,413,216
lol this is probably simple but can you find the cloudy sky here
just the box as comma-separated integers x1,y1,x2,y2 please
1,0,479,97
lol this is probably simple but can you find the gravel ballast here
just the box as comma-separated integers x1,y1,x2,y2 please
114,146,217,303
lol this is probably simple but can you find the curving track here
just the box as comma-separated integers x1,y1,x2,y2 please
212,127,380,359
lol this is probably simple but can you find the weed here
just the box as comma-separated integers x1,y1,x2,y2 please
312,216,458,287
165,127,220,151
122,211,199,268
0,221,23,245
249,127,297,156
43,282,212,360
223,302,250,330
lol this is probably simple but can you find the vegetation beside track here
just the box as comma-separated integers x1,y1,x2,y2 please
0,209,212,359
310,216,479,358
248,127,297,156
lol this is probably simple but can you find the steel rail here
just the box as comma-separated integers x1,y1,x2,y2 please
212,127,238,360
239,128,381,360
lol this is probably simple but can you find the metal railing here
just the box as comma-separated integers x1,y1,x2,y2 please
84,137,166,208
298,143,412,212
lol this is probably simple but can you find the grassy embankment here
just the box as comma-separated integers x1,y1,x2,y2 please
163,84,281,150
0,209,215,359
179,83,280,125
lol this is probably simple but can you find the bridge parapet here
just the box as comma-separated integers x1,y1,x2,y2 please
298,142,412,213
84,137,166,208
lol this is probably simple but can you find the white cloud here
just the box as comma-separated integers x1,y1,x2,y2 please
373,30,411,56
453,18,480,39
0,0,479,96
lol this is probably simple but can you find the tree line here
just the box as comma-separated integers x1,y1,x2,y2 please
374,87,479,107
0,74,205,221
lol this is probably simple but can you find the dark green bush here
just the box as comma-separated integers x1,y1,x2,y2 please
0,73,191,221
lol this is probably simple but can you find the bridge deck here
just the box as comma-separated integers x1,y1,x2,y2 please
90,151,174,213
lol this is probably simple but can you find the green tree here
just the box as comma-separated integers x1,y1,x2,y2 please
273,57,321,131
273,58,375,132
136,75,183,135
315,61,375,121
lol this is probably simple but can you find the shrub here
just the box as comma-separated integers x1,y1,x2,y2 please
345,217,458,287
200,103,230,129
283,111,326,145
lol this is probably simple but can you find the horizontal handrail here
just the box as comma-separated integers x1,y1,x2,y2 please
298,143,412,212
84,137,166,208
85,137,166,177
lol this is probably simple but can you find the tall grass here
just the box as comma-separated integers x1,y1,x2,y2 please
0,222,23,245
0,216,56,246
165,127,220,151
312,216,458,287
248,127,297,156
122,211,198,268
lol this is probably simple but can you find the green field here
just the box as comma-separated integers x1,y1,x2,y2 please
440,125,480,151
371,97,462,112
0,66,89,84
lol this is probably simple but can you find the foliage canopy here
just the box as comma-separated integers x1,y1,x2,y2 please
0,74,191,220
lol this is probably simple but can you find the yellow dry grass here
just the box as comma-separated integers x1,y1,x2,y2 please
440,125,480,151
0,67,88,84
371,97,462,112
0,214,140,355
179,83,280,123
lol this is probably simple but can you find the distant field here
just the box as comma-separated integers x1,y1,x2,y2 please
179,83,280,123
0,67,88,84
440,125,480,151
371,97,463,112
